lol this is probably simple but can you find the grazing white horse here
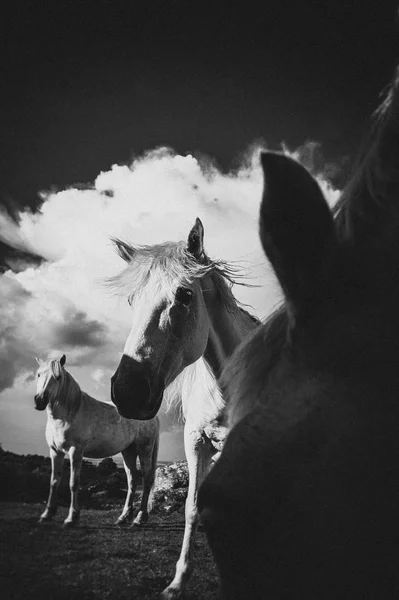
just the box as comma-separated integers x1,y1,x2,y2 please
198,66,399,598
108,222,260,598
34,354,159,527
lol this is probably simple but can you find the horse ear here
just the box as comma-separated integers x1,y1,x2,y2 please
112,238,136,263
259,153,337,320
187,218,204,259
35,357,44,366
60,354,66,367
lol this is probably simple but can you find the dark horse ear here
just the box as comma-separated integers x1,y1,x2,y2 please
60,354,66,367
260,153,337,320
112,238,136,263
187,218,205,259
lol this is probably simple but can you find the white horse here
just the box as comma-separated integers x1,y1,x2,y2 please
108,222,259,598
34,354,159,527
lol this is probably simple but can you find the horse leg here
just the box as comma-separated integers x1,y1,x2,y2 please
63,446,82,527
133,432,159,526
115,444,138,526
162,425,213,600
40,447,64,522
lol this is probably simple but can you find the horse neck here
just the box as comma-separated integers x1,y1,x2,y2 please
201,274,258,379
47,371,82,421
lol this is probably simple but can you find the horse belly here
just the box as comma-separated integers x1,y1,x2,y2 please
82,428,131,459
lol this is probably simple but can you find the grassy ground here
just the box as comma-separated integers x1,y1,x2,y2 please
0,502,220,600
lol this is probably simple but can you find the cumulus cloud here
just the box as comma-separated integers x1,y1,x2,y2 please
53,310,107,349
0,144,341,455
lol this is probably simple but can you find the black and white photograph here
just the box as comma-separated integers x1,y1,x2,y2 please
1,1,399,598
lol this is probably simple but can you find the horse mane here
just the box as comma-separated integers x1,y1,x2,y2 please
49,363,82,419
333,65,399,240
163,357,225,423
106,238,257,320
222,304,288,426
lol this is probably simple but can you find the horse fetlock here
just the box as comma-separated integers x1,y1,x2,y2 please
131,510,149,526
115,511,133,526
63,511,80,527
162,562,192,599
39,507,57,522
161,583,185,600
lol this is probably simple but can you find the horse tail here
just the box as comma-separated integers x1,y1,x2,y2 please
147,418,160,514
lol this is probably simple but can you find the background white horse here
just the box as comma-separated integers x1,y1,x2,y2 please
34,354,159,527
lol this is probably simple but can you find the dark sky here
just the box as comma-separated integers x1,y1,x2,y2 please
1,0,399,215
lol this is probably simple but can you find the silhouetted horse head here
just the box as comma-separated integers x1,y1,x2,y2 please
199,66,399,599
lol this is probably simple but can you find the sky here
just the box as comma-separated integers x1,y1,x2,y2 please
0,1,398,461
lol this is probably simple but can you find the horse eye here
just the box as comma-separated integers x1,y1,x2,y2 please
175,287,193,306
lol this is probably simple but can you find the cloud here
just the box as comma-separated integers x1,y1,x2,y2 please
0,277,36,392
52,309,107,349
0,240,44,274
0,143,341,412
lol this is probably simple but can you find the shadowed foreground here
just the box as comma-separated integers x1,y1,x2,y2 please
0,502,220,600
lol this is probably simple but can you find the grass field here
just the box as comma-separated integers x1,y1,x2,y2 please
0,502,220,600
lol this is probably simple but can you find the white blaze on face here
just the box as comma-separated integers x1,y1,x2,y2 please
123,287,170,363
35,367,53,398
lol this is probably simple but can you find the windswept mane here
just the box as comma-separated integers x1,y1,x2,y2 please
107,238,256,318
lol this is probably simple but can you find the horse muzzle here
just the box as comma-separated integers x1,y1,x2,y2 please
34,393,49,411
110,354,164,420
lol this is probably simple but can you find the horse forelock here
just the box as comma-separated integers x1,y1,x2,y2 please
107,238,254,313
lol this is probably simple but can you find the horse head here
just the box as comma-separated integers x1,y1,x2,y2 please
34,354,66,410
110,219,215,420
198,65,399,598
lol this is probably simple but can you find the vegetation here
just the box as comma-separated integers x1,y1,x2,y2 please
0,502,220,599
0,447,189,515
0,448,218,598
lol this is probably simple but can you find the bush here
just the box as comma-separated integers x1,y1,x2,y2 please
152,461,189,516
96,457,117,476
0,450,191,515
